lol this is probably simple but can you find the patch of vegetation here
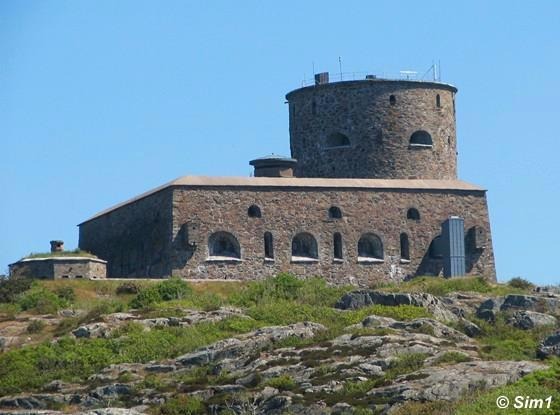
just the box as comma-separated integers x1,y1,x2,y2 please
17,285,69,314
264,374,298,391
454,358,560,415
386,352,428,378
54,286,76,303
475,315,556,361
379,276,532,296
116,282,140,295
153,395,206,415
0,316,261,395
433,351,471,365
230,273,350,308
130,277,193,309
0,277,33,303
390,400,457,415
26,319,46,334
507,276,535,291
24,249,96,259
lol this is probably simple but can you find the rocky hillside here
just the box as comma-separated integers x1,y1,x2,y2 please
0,275,559,415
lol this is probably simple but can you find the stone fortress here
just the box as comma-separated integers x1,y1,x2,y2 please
62,73,495,285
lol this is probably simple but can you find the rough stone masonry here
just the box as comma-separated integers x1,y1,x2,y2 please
78,75,496,284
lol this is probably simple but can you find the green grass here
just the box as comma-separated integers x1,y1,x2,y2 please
0,316,262,395
264,374,298,391
475,316,556,361
378,276,532,297
455,358,560,415
433,351,472,365
24,249,96,259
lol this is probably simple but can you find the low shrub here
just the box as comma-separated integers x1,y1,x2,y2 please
507,277,535,291
387,352,428,377
17,286,66,314
0,277,33,304
26,319,46,334
55,286,75,303
155,395,206,415
116,282,140,295
130,278,192,309
265,375,297,391
230,274,348,308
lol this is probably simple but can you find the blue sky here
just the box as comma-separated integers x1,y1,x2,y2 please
1,1,558,285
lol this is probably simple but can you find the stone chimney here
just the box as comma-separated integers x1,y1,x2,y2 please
249,155,298,178
50,240,64,253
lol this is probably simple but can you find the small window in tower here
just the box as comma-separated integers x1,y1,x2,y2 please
407,208,420,221
409,130,433,147
328,206,342,219
312,100,317,115
248,205,262,218
436,94,441,108
400,233,410,261
264,232,274,259
333,233,343,260
292,232,318,261
325,132,351,148
390,95,396,105
358,233,384,261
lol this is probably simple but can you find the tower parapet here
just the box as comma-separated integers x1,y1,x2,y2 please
286,76,458,179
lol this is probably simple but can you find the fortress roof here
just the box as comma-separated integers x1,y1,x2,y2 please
79,176,485,225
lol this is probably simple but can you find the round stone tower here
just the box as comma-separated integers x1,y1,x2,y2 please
285,76,458,179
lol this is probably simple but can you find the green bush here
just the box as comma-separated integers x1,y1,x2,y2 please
130,277,192,308
507,277,535,291
17,286,65,314
55,286,75,303
231,274,350,308
116,282,140,295
156,395,206,415
265,375,297,391
0,277,33,303
26,319,46,334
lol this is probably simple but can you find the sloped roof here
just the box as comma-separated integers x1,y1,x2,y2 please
79,176,485,225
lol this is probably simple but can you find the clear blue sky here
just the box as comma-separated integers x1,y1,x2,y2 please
1,1,558,285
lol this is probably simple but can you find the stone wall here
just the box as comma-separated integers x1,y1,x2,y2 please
168,185,495,285
286,80,457,180
9,257,107,279
78,188,173,277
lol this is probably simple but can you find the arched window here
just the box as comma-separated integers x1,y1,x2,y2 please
407,208,420,221
358,233,383,260
400,233,410,260
429,235,444,259
292,232,318,260
333,233,343,260
248,205,261,218
390,95,396,105
410,130,433,146
264,232,274,259
436,94,441,108
325,132,350,148
328,206,342,219
208,231,241,259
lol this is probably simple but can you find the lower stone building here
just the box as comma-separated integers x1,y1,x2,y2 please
78,176,495,285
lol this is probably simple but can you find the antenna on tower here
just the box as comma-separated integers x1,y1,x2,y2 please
338,57,343,81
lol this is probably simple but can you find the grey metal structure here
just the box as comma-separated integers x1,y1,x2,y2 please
442,216,466,278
